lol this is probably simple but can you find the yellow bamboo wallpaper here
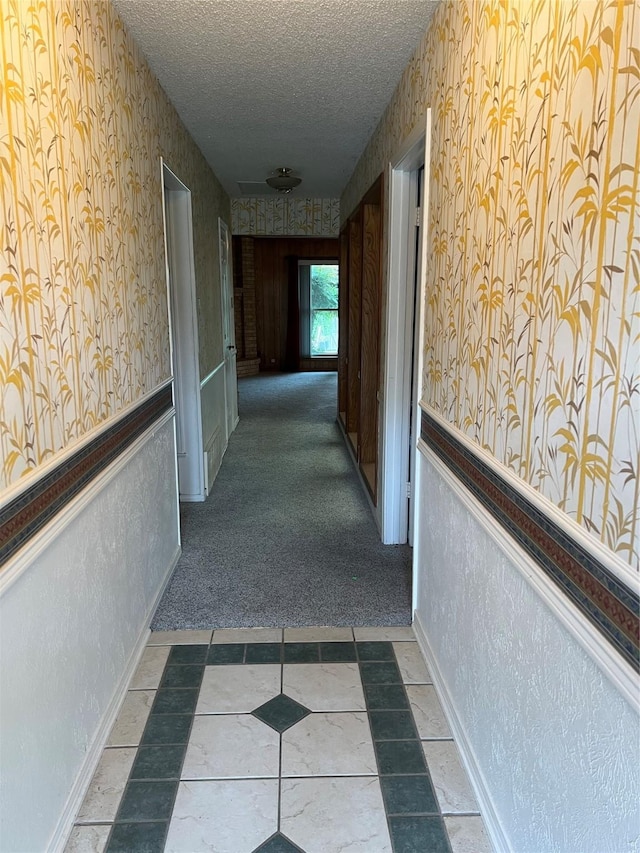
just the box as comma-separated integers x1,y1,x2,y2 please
343,0,639,570
231,197,340,237
0,0,229,494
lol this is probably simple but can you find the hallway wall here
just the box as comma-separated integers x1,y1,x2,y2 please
0,1,230,848
342,2,639,851
414,452,638,852
0,0,230,494
0,416,179,853
343,0,638,571
232,197,340,237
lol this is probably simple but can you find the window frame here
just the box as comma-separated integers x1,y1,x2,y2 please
298,260,339,359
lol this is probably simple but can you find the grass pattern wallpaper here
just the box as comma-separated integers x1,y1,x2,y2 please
231,197,340,237
0,0,229,497
343,0,639,571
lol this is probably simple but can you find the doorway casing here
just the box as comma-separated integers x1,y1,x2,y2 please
219,218,239,440
161,161,206,502
380,111,431,551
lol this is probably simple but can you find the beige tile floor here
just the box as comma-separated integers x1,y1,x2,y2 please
65,627,493,853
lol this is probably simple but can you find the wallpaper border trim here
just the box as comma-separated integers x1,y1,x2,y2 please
421,411,639,673
0,386,173,570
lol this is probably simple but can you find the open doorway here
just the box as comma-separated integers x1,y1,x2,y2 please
161,161,206,502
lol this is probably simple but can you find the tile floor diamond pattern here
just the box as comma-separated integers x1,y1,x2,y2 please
251,693,312,733
253,833,304,852
65,627,493,853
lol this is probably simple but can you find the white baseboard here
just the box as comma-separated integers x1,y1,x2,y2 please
47,544,181,853
413,612,511,853
335,417,381,533
204,425,227,496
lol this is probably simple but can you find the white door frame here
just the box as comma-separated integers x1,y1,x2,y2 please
161,160,206,502
381,111,431,544
219,217,239,439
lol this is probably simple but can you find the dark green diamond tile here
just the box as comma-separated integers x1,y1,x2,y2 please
283,643,319,663
106,821,167,853
246,643,282,663
319,642,357,662
252,832,304,852
167,644,208,665
388,815,451,853
141,714,192,745
130,744,186,779
159,664,203,688
369,710,418,740
360,661,402,684
252,693,311,732
207,643,245,664
364,683,409,710
116,780,177,822
375,740,427,774
356,641,395,661
151,688,199,716
381,775,439,814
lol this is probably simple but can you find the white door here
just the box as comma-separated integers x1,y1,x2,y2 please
162,162,205,502
219,218,239,438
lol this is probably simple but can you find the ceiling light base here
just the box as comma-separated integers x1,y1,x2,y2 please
266,167,301,194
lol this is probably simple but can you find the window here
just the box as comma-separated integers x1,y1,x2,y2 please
308,263,339,356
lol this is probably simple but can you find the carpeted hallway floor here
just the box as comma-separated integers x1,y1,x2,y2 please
151,372,412,629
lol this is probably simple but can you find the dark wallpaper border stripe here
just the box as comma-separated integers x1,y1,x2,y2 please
421,410,639,672
0,386,173,568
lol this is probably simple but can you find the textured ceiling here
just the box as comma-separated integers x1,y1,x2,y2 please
111,0,439,198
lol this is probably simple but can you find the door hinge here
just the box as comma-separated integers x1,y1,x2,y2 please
415,206,421,226
406,481,412,499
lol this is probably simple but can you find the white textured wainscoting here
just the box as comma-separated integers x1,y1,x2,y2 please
0,415,180,853
413,448,640,853
201,363,227,494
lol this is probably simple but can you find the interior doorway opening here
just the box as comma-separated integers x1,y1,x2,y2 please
161,161,206,502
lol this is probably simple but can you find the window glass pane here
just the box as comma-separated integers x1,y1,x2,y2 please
310,264,338,309
311,309,338,356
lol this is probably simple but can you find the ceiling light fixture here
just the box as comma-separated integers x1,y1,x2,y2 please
266,167,301,194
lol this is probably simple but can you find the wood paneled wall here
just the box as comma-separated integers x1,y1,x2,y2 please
250,237,339,371
338,175,383,503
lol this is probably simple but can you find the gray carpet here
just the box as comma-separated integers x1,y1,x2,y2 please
151,372,412,629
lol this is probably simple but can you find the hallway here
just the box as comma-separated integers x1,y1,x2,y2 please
152,373,412,630
65,625,491,853
63,377,493,851
2,3,637,850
